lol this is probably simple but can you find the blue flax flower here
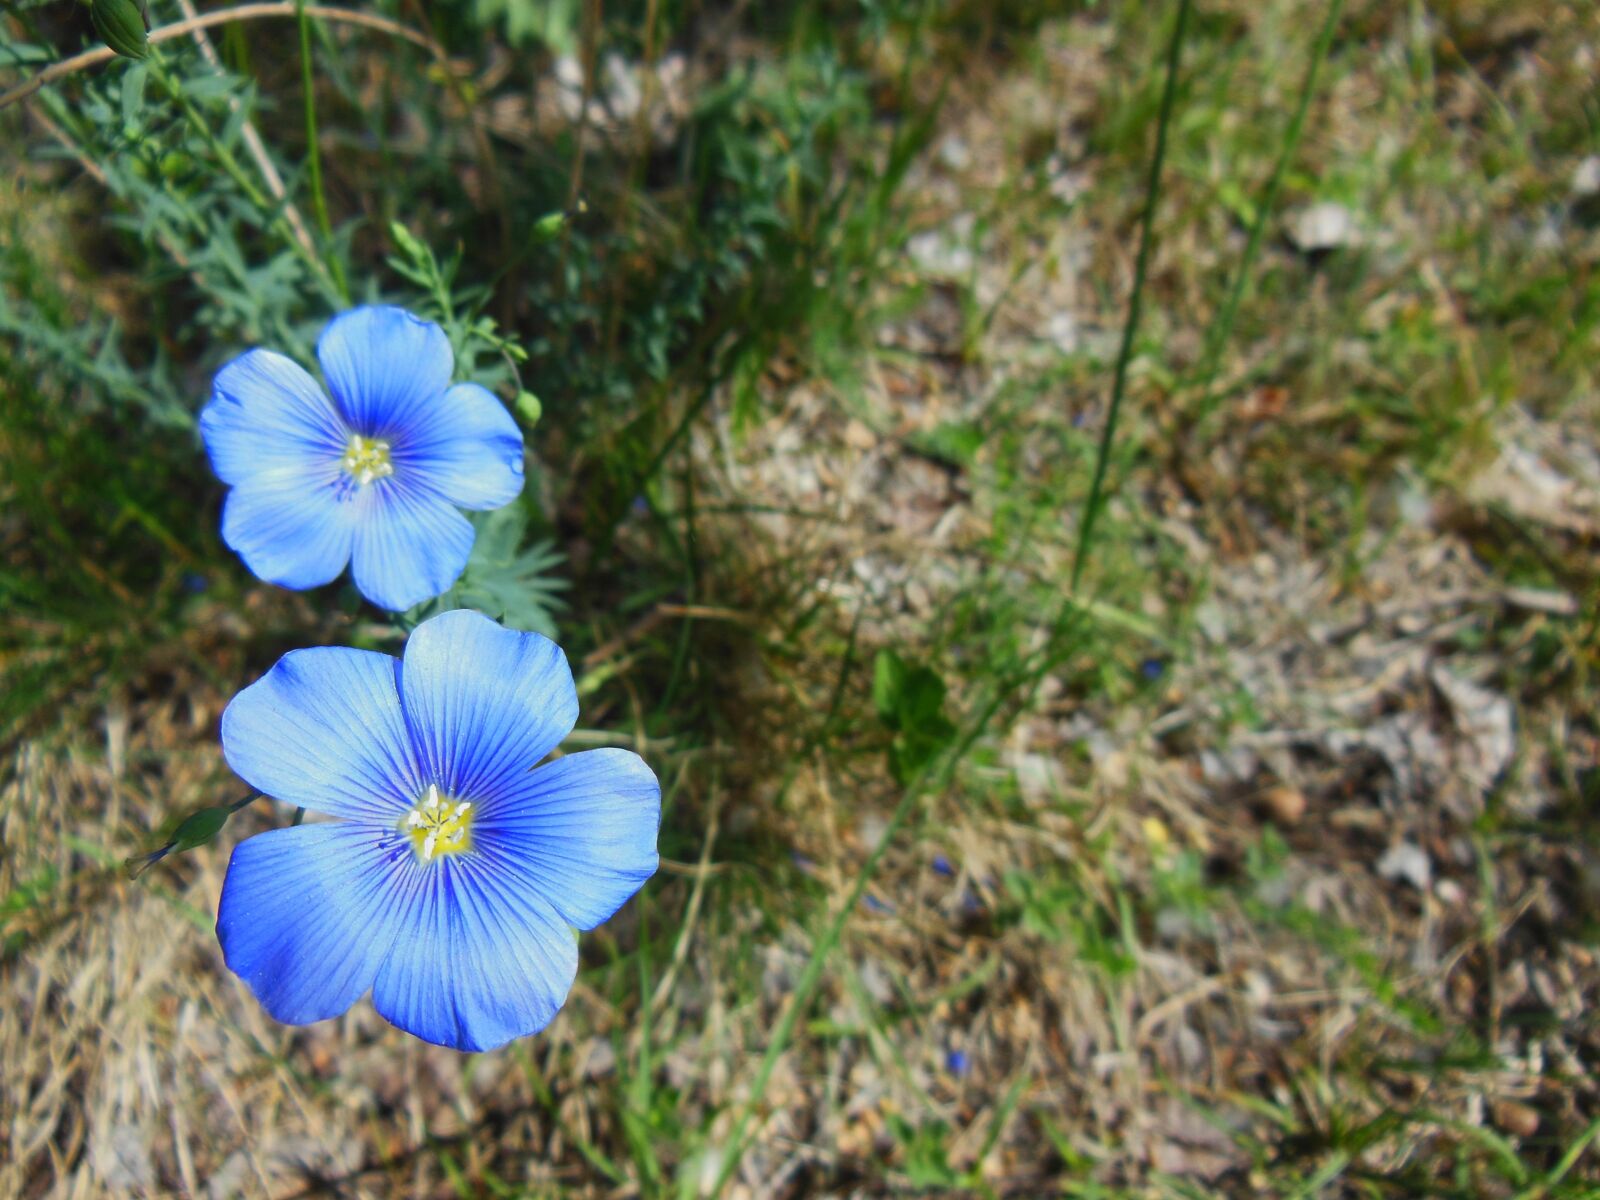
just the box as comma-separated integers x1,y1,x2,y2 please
215,609,660,1051
200,306,525,612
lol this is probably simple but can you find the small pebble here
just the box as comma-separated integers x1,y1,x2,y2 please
1377,842,1432,892
1289,201,1360,253
1262,786,1307,826
1491,1099,1541,1138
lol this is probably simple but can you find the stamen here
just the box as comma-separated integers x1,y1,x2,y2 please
339,434,394,488
398,784,475,863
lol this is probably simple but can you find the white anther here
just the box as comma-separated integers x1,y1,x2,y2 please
422,830,439,860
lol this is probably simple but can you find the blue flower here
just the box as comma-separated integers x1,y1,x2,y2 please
200,307,525,612
215,609,660,1051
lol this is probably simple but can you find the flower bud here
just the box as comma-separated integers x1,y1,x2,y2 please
92,0,150,60
514,391,542,427
531,209,567,242
172,805,232,851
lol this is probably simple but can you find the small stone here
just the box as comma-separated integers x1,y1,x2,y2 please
1376,842,1432,891
1262,786,1307,826
1289,201,1360,254
91,1123,153,1191
937,135,971,171
1434,878,1466,906
581,1037,617,1079
1491,1099,1541,1138
1572,155,1600,198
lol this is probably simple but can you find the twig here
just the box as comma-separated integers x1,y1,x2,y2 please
648,788,720,1017
172,0,317,264
0,4,438,111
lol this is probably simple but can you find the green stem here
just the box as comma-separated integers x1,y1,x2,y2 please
1186,0,1345,433
153,54,269,209
1069,0,1192,595
296,0,348,302
149,50,341,302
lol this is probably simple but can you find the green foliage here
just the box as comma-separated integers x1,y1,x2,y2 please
997,865,1137,978
386,220,530,390
872,649,956,784
907,420,984,470
443,0,581,52
402,505,567,637
887,1114,960,1188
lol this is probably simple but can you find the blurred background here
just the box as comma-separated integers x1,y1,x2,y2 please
2,0,1599,1195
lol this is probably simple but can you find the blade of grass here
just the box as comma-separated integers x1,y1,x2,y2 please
1069,0,1193,594
295,0,348,302
1185,0,1346,434
1511,1115,1600,1200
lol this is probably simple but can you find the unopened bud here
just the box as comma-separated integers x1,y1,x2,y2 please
172,805,232,851
531,210,567,242
92,0,150,60
514,391,542,427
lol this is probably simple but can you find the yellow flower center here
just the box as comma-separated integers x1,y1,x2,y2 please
401,784,474,862
340,434,394,486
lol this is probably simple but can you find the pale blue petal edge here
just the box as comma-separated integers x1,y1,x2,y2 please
316,306,453,436
398,383,526,511
201,348,346,488
397,610,580,799
219,473,357,592
368,856,578,1051
221,645,422,821
347,480,475,612
477,749,661,931
217,822,416,1025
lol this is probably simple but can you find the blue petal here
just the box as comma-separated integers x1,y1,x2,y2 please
369,857,578,1051
222,645,422,821
397,610,580,800
202,349,347,487
317,307,454,436
398,383,525,510
347,482,474,612
477,749,660,930
217,822,413,1025
220,472,356,592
